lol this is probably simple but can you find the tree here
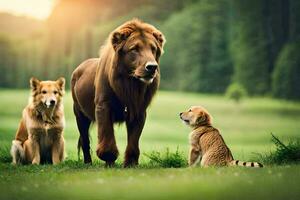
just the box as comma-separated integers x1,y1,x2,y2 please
0,35,18,88
271,0,300,100
161,0,233,93
230,0,272,95
225,83,247,103
272,42,300,100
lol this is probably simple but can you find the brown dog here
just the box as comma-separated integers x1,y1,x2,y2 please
10,77,65,165
71,19,165,167
180,106,263,167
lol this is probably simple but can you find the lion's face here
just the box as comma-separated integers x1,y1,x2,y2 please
122,33,160,84
111,20,165,84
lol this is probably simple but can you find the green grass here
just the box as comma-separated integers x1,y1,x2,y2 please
259,134,300,165
144,147,187,168
1,89,300,200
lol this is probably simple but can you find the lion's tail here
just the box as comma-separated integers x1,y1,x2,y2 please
229,159,263,168
10,140,25,164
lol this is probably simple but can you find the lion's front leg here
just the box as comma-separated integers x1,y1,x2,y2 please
124,112,146,167
95,102,119,166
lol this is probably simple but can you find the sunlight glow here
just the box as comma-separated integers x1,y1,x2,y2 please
0,0,55,20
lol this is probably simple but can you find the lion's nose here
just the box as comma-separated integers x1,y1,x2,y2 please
145,62,158,73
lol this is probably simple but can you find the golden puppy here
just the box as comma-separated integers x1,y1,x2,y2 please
180,106,263,167
10,77,66,165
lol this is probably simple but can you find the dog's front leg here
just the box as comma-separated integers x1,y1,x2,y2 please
28,129,42,165
31,140,40,165
189,147,201,167
48,127,65,164
52,138,64,164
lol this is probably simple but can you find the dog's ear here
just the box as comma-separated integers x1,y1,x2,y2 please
30,77,40,91
111,27,133,51
153,31,166,54
196,111,212,126
56,77,65,91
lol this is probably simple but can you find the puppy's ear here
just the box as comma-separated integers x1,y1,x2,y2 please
153,31,166,53
56,77,65,92
111,27,133,51
30,77,40,91
196,111,212,126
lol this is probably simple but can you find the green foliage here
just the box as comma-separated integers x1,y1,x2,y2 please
230,0,271,95
161,0,233,93
0,35,16,88
0,0,300,100
225,83,247,103
259,134,300,165
144,148,187,168
272,42,300,100
0,146,11,163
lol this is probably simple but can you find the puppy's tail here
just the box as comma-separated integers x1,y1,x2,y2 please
229,159,263,168
10,140,25,164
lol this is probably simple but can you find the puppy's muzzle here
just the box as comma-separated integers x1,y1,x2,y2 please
179,113,189,123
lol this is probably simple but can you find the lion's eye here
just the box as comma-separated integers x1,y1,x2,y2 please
189,109,192,112
54,91,58,95
130,45,139,52
151,46,157,53
42,90,47,94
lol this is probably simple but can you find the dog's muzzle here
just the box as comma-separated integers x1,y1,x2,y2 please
179,113,190,124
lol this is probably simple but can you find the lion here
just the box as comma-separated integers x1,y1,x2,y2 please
180,106,263,167
71,19,165,167
10,77,65,165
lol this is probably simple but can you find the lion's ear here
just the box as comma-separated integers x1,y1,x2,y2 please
153,31,166,51
111,28,133,50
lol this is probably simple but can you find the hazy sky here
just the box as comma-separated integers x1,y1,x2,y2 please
0,0,55,20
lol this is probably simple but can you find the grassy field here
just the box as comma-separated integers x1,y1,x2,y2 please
0,89,300,200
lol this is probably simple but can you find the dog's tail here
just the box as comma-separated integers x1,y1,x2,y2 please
10,140,25,164
229,159,263,168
